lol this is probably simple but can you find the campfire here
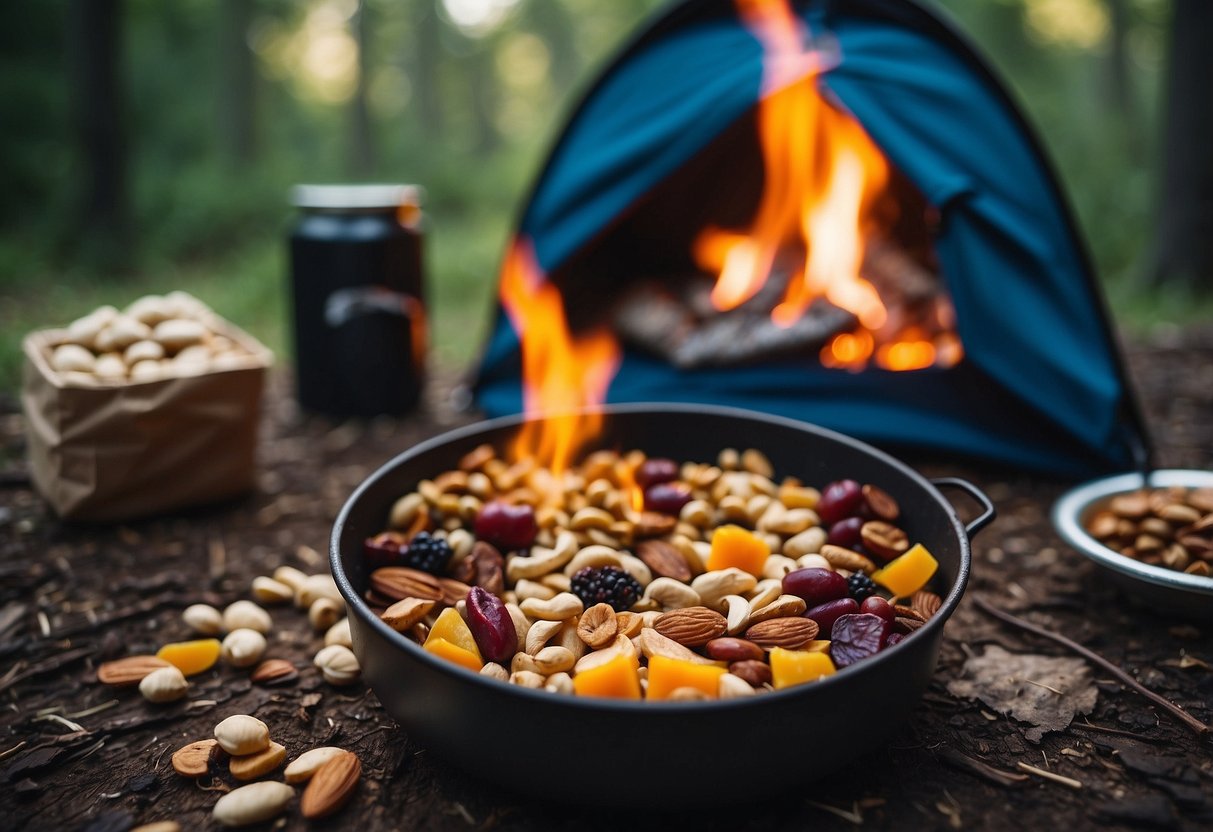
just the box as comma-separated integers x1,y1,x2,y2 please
474,0,1150,477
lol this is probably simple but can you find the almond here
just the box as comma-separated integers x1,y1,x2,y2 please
284,747,346,784
369,566,443,602
744,616,819,649
214,714,270,756
171,738,220,777
230,741,287,781
213,781,294,828
633,512,678,539
635,539,692,582
96,655,172,686
439,577,472,607
380,597,435,632
654,606,727,647
300,750,361,819
249,659,298,686
574,602,617,649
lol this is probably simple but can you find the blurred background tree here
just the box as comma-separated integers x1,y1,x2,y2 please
0,0,1207,393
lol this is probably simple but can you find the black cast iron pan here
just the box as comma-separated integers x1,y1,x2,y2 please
331,404,993,807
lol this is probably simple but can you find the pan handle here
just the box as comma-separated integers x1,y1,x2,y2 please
930,477,996,540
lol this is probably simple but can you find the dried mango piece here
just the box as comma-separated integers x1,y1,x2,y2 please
156,638,222,676
424,607,482,662
706,525,770,576
646,654,726,700
803,639,832,654
424,637,483,672
572,652,641,700
871,543,938,598
769,646,836,689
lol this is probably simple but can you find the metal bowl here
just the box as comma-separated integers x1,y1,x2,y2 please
331,404,993,807
1053,469,1213,621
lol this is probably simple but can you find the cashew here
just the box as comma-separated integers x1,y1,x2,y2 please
562,545,624,576
525,619,563,655
558,619,586,662
637,627,720,666
539,572,571,593
719,673,757,699
545,671,575,695
692,568,758,610
480,662,509,682
515,579,557,602
520,592,583,621
642,577,702,610
796,553,831,571
506,531,578,581
679,500,713,528
570,506,615,531
765,508,820,536
741,448,774,478
746,578,783,611
509,670,546,689
505,603,529,653
747,594,807,625
784,526,827,558
389,492,425,530
762,554,799,580
718,495,749,523
723,595,751,635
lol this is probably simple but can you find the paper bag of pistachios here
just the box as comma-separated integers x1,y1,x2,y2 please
21,291,273,522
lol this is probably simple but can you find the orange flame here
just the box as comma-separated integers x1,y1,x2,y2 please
498,238,621,475
696,0,960,371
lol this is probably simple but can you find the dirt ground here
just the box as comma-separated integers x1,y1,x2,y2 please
1,329,1211,831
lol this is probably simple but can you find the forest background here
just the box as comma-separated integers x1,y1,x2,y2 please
1,0,1210,393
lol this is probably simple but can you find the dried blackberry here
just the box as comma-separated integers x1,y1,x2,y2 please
847,572,877,602
404,531,453,575
570,566,643,612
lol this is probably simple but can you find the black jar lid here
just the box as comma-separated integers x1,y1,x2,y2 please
290,184,422,212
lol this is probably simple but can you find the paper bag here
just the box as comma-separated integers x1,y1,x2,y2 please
22,323,272,522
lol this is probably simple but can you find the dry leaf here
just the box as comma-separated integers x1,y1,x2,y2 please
946,645,1097,742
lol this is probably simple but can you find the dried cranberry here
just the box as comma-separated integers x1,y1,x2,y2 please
803,597,859,637
829,613,891,668
826,516,864,548
363,532,407,570
884,631,906,648
859,595,896,623
817,479,863,526
474,501,537,551
782,568,849,607
465,587,517,665
644,482,692,515
635,458,679,489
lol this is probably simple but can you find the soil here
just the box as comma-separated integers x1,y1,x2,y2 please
1,328,1211,832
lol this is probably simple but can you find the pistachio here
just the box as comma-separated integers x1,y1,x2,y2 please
214,714,270,756
222,600,272,635
324,617,353,649
251,576,294,605
139,666,188,704
308,597,343,632
221,628,267,668
182,603,224,636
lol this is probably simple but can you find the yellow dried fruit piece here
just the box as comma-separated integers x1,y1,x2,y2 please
706,525,770,576
646,654,726,700
424,607,482,662
156,638,222,676
424,637,483,672
571,652,641,700
769,646,836,689
871,543,938,598
803,639,831,654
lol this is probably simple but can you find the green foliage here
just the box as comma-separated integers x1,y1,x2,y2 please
0,0,1196,395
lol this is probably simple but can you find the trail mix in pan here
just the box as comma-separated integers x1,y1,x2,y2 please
363,446,945,700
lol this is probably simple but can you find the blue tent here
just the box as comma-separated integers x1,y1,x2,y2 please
473,0,1151,477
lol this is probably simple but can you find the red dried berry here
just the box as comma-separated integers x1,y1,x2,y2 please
465,587,517,665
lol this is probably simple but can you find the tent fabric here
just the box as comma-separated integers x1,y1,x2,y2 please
473,0,1149,477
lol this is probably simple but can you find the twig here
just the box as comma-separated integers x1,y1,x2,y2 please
1016,762,1083,790
1069,720,1163,742
937,747,1028,787
973,596,1210,738
1023,679,1064,695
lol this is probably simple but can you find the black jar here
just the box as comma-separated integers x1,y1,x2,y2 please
288,184,426,418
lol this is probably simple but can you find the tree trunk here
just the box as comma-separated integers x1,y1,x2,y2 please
219,0,256,169
348,0,375,176
68,0,128,265
412,1,444,139
1149,0,1213,290
1102,0,1141,162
